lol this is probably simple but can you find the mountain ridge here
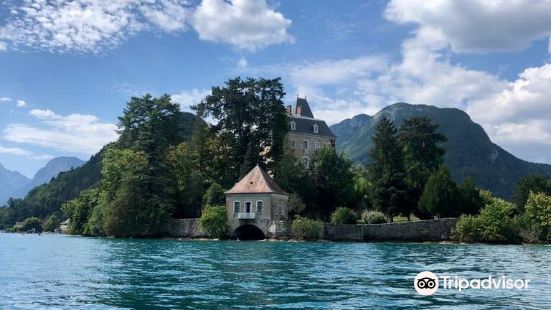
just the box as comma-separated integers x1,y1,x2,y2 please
330,102,551,198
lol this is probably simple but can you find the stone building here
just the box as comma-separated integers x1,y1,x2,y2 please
225,165,289,239
286,97,336,168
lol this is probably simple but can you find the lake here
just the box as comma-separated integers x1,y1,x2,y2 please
1,234,550,309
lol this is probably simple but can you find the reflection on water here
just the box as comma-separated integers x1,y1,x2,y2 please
1,234,550,309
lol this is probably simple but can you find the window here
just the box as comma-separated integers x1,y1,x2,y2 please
302,140,309,150
233,201,240,213
302,156,309,168
245,201,252,213
315,142,321,150
290,139,296,149
313,123,319,134
290,121,296,131
256,201,263,214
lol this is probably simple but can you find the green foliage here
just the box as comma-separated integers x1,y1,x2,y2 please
351,165,371,210
167,142,206,218
514,175,551,212
203,183,226,207
199,205,227,238
361,210,386,224
332,102,551,199
368,116,408,221
291,216,321,240
194,77,288,179
20,217,42,233
101,148,163,237
524,192,551,241
419,165,460,218
477,198,519,243
274,150,316,213
287,193,306,216
62,187,101,235
458,179,484,215
311,147,355,220
43,214,61,232
398,116,447,219
452,215,481,243
330,207,358,224
452,198,519,243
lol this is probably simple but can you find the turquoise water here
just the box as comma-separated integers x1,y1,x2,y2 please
1,234,550,309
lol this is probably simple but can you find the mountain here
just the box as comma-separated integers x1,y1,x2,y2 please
12,157,86,199
331,102,551,198
0,164,30,204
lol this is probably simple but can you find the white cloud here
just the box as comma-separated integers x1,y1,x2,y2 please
171,89,210,112
0,145,52,160
237,56,248,68
3,109,117,155
0,0,292,53
0,97,11,102
16,100,26,107
191,0,293,51
385,0,551,53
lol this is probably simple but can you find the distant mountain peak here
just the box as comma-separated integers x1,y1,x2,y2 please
331,102,551,198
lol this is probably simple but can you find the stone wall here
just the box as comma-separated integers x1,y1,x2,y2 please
322,218,458,242
163,218,458,242
162,219,206,238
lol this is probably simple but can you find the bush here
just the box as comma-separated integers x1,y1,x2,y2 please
203,183,226,207
330,207,358,224
291,216,321,240
452,215,480,242
361,210,386,224
523,191,551,241
20,217,42,233
43,214,61,232
418,165,459,218
478,198,519,243
199,205,227,238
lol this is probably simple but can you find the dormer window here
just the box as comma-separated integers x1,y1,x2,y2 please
313,123,319,134
290,121,296,131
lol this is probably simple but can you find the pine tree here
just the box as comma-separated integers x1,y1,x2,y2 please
419,165,459,218
397,116,447,219
368,116,408,222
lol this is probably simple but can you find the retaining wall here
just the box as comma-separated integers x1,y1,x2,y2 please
163,218,458,242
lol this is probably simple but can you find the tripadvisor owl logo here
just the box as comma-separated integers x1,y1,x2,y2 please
414,271,439,296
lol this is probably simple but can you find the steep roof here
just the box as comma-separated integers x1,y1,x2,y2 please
296,97,314,118
225,165,288,195
290,116,336,138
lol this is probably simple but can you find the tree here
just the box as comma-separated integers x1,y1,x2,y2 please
101,148,168,237
287,193,306,216
62,187,101,235
203,182,226,207
117,94,182,225
330,207,358,224
458,178,484,215
43,214,61,232
524,191,551,241
311,148,355,220
20,217,42,233
167,142,205,218
274,149,316,213
514,175,551,211
419,165,460,218
199,205,227,238
398,117,447,219
193,77,288,181
368,117,408,221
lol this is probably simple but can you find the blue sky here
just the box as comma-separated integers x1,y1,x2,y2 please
1,0,551,177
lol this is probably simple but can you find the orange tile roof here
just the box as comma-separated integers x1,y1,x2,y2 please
225,165,288,195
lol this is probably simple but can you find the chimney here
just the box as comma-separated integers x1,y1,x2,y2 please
287,105,292,115
296,106,303,116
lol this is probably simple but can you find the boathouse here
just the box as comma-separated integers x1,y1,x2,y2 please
225,165,289,240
